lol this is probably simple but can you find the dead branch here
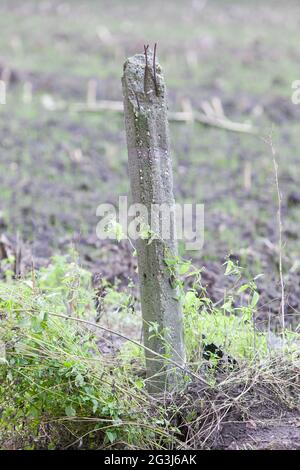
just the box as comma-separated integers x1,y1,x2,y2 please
41,96,258,135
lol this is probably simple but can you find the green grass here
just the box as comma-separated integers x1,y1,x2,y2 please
0,253,299,449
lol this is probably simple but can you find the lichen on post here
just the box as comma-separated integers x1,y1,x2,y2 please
122,47,185,394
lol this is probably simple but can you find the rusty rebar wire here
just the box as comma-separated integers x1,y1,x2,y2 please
143,44,149,96
153,42,158,96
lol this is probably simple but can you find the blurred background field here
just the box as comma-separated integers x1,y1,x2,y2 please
1,0,300,328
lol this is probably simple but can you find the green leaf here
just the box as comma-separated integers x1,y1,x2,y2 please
30,316,43,333
238,284,249,294
135,379,144,390
106,430,117,443
250,291,259,308
222,299,233,312
92,399,98,413
18,317,31,328
224,260,235,276
75,373,84,387
63,361,73,368
65,405,76,417
179,262,190,275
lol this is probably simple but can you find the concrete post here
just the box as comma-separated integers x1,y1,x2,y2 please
122,47,185,393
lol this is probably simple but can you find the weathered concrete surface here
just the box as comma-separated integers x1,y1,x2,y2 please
122,50,185,393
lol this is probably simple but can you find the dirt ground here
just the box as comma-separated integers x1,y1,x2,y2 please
220,414,300,450
0,0,300,449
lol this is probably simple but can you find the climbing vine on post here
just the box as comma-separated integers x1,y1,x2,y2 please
122,46,185,393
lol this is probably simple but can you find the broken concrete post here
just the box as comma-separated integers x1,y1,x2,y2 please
122,48,185,393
